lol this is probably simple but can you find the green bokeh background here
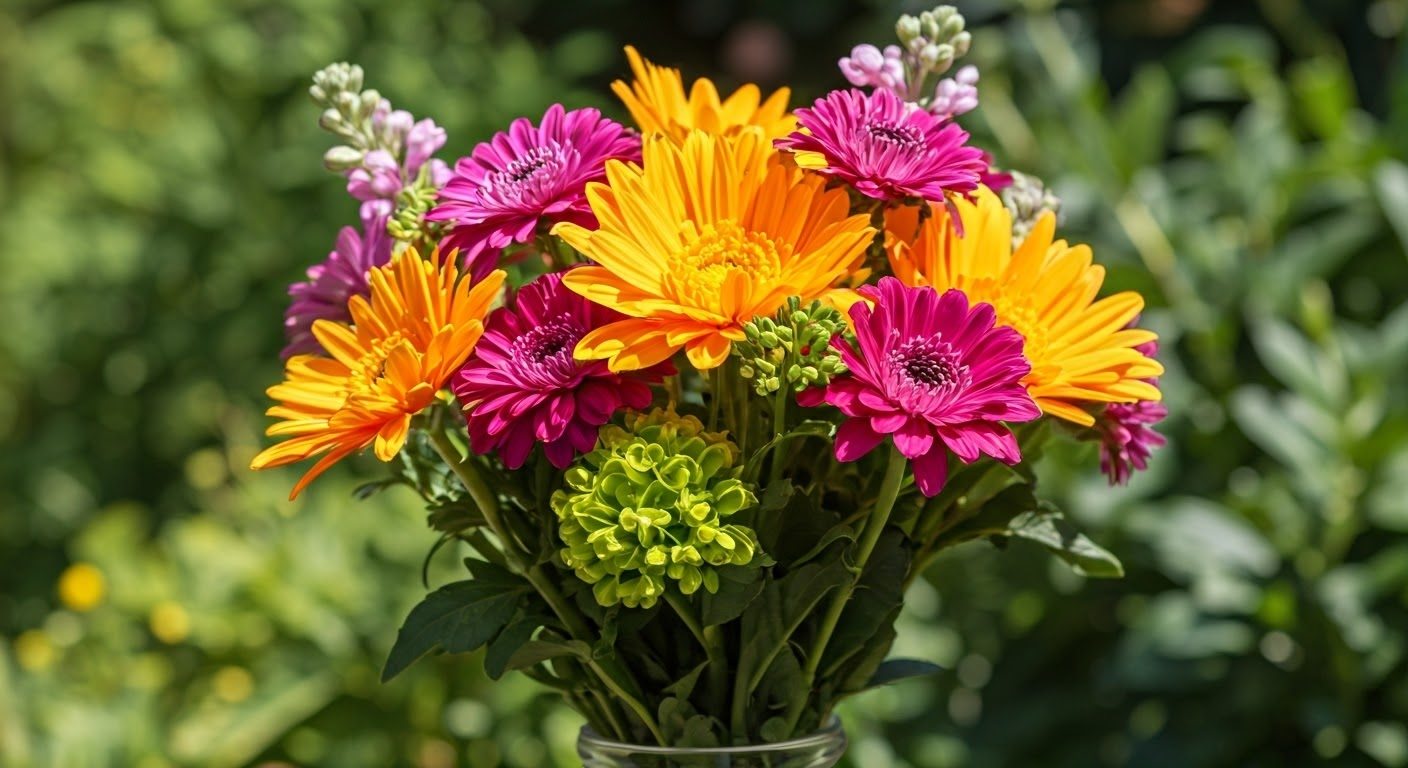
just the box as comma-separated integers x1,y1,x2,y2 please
3,0,1408,765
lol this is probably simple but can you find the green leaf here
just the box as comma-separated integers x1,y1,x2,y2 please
790,524,856,568
700,565,766,626
1375,160,1408,257
736,559,852,707
1007,505,1125,578
593,605,620,660
1250,318,1345,409
381,576,532,681
863,658,943,689
1113,64,1175,176
483,613,552,680
663,661,710,700
820,531,909,676
502,639,592,675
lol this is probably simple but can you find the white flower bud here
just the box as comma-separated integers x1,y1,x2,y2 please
322,145,364,172
896,15,922,46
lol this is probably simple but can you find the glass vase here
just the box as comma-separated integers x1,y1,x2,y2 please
577,718,846,768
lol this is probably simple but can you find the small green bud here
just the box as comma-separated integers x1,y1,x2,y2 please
896,14,923,46
322,145,364,172
318,108,343,132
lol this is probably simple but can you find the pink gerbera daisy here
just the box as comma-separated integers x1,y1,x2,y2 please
281,215,392,359
800,277,1040,496
775,88,987,203
453,271,671,469
1095,337,1167,485
427,104,641,281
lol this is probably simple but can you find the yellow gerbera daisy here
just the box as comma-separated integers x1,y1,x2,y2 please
554,128,874,371
251,249,505,498
886,187,1162,426
612,46,796,142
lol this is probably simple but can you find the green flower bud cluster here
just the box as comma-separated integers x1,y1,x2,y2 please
552,408,762,609
736,298,850,396
895,6,971,77
310,62,385,163
387,169,446,246
1000,171,1062,247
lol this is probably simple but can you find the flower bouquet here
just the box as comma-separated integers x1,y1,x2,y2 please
252,5,1165,764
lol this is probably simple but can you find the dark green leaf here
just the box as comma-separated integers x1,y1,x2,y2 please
821,531,909,675
381,577,531,681
700,565,766,626
736,558,852,707
790,524,855,568
483,613,552,680
1007,505,1125,578
663,660,710,700
863,659,943,689
503,639,592,676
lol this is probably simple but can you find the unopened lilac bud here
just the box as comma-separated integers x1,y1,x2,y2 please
405,118,447,176
384,109,414,144
930,64,980,119
952,31,971,59
318,108,342,132
839,44,885,87
322,145,364,172
356,88,381,121
919,43,953,72
335,90,360,116
896,15,922,46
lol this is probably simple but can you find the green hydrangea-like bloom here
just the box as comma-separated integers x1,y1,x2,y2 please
551,408,761,609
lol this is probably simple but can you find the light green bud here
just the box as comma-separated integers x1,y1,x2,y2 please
322,145,364,172
919,43,953,71
952,31,971,59
318,108,344,132
896,14,922,46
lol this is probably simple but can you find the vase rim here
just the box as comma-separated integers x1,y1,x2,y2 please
578,714,844,756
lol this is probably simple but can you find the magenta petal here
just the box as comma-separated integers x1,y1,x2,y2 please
910,447,950,497
892,420,935,458
452,270,666,470
835,418,885,463
815,277,1039,475
796,387,826,408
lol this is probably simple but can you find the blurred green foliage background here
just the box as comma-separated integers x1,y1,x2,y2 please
2,0,1407,765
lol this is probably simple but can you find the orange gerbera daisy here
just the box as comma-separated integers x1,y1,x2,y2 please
554,128,874,371
612,46,795,143
887,187,1162,426
251,248,505,498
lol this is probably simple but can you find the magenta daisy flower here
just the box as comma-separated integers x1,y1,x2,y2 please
1095,337,1167,485
800,277,1040,496
281,215,392,359
775,88,987,203
427,104,641,281
453,271,671,469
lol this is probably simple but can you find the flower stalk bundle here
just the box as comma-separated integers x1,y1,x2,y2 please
253,5,1166,749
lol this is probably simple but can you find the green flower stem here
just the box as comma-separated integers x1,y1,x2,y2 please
426,423,667,745
456,529,508,569
781,442,908,736
664,591,728,716
767,364,790,487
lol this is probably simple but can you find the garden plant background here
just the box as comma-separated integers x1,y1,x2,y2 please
2,0,1407,765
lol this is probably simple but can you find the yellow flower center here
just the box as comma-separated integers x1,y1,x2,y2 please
968,278,1048,366
669,220,786,311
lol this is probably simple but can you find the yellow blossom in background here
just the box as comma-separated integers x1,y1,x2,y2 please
150,600,191,644
58,562,105,612
887,187,1162,425
14,630,56,671
612,46,796,143
556,129,873,371
213,666,255,703
250,249,505,498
